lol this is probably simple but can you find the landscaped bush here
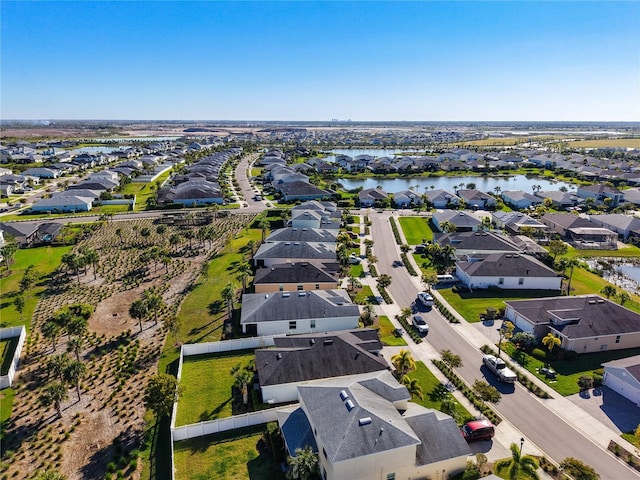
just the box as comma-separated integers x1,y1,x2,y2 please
432,296,460,324
389,217,402,245
394,314,422,344
531,348,547,361
400,253,418,276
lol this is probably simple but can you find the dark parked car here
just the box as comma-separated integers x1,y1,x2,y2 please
461,420,495,442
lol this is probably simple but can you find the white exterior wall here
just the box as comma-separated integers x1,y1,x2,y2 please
504,306,536,334
0,326,26,389
559,331,640,354
603,368,640,406
323,444,417,480
253,316,360,336
456,270,561,291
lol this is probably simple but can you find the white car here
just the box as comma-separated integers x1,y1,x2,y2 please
412,315,429,334
417,291,434,306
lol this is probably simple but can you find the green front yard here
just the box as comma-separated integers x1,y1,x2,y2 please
0,337,19,376
409,361,473,424
377,315,407,346
173,425,285,480
398,216,434,245
352,285,375,305
502,343,640,396
175,350,256,426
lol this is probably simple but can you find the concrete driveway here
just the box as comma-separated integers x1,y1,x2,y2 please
568,386,640,435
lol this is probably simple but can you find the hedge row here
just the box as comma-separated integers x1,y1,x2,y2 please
389,217,402,245
378,286,393,304
400,252,418,276
432,359,502,425
480,345,552,399
394,314,423,344
369,262,378,277
432,295,460,323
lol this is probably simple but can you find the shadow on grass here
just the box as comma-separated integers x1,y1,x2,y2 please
247,438,287,480
198,398,232,422
207,299,224,316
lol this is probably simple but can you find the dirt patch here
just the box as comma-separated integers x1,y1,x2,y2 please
91,290,140,336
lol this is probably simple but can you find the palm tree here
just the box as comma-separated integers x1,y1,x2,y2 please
47,354,70,382
144,289,164,325
494,442,540,480
377,274,392,290
391,349,416,380
347,275,362,291
41,321,61,351
221,282,237,323
14,295,25,321
618,291,631,306
230,364,253,405
247,239,256,256
287,446,319,480
115,228,124,245
83,249,99,280
600,285,617,299
129,299,149,332
565,258,579,295
258,217,270,242
40,382,69,419
401,376,424,400
64,360,86,401
439,221,456,233
67,336,85,361
164,315,181,345
61,252,82,282
237,263,253,292
360,302,376,326
542,333,561,354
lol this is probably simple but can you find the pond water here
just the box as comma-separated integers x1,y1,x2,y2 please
325,148,419,160
70,146,121,154
336,175,574,194
584,258,640,294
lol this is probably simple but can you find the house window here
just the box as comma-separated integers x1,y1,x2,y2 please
498,278,504,285
386,474,396,480
315,284,320,290
297,284,304,291
310,320,316,329
518,278,524,285
279,285,284,292
289,321,296,330
615,335,621,344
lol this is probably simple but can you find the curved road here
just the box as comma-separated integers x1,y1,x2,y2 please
369,211,639,480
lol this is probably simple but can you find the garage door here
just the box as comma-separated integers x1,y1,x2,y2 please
604,372,640,406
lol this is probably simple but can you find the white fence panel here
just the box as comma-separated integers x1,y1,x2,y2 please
0,326,26,390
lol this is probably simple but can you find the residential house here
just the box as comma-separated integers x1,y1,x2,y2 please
0,222,39,247
266,228,338,244
289,204,341,230
501,190,543,210
31,194,94,213
392,190,423,208
256,329,388,404
21,167,59,179
542,213,618,249
240,289,360,336
278,181,332,202
160,180,224,206
588,214,640,241
535,190,579,210
435,231,522,256
504,295,640,353
358,188,388,207
577,184,624,207
602,356,640,406
252,241,337,269
456,189,496,209
253,263,339,293
277,372,470,480
432,210,481,232
424,189,460,209
456,253,561,291
492,211,546,236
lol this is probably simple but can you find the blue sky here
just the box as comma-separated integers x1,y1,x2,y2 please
2,1,639,121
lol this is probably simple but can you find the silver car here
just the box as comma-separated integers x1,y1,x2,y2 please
412,315,429,334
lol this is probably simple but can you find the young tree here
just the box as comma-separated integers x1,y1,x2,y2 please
391,349,416,380
377,274,392,290
231,363,253,405
287,446,319,480
66,336,85,361
144,373,184,419
64,360,86,401
360,302,376,327
600,285,617,299
472,380,501,404
14,295,25,321
164,315,181,345
548,240,568,262
497,320,515,358
41,321,61,351
494,443,539,480
61,252,82,282
39,382,69,419
401,376,424,400
82,249,99,280
258,217,270,242
35,470,67,480
47,354,70,382
237,263,253,292
221,282,237,323
129,299,149,332
440,349,463,368
144,289,164,325
618,291,631,306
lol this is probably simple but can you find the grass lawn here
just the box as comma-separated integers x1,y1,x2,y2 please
0,245,73,329
398,217,433,245
439,287,559,323
352,285,375,305
349,263,364,278
0,337,19,376
622,432,640,448
173,425,285,480
564,266,640,314
175,350,255,426
377,315,407,346
502,343,640,396
409,361,473,424
0,387,15,431
565,244,640,259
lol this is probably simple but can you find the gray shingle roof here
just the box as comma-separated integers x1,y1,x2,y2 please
266,227,338,244
435,231,521,252
253,241,336,261
458,253,559,278
240,290,360,325
433,210,481,228
256,329,388,386
603,355,640,383
253,263,337,286
505,295,640,338
298,380,418,462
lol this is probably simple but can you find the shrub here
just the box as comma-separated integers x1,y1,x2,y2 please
592,373,603,387
531,348,546,361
